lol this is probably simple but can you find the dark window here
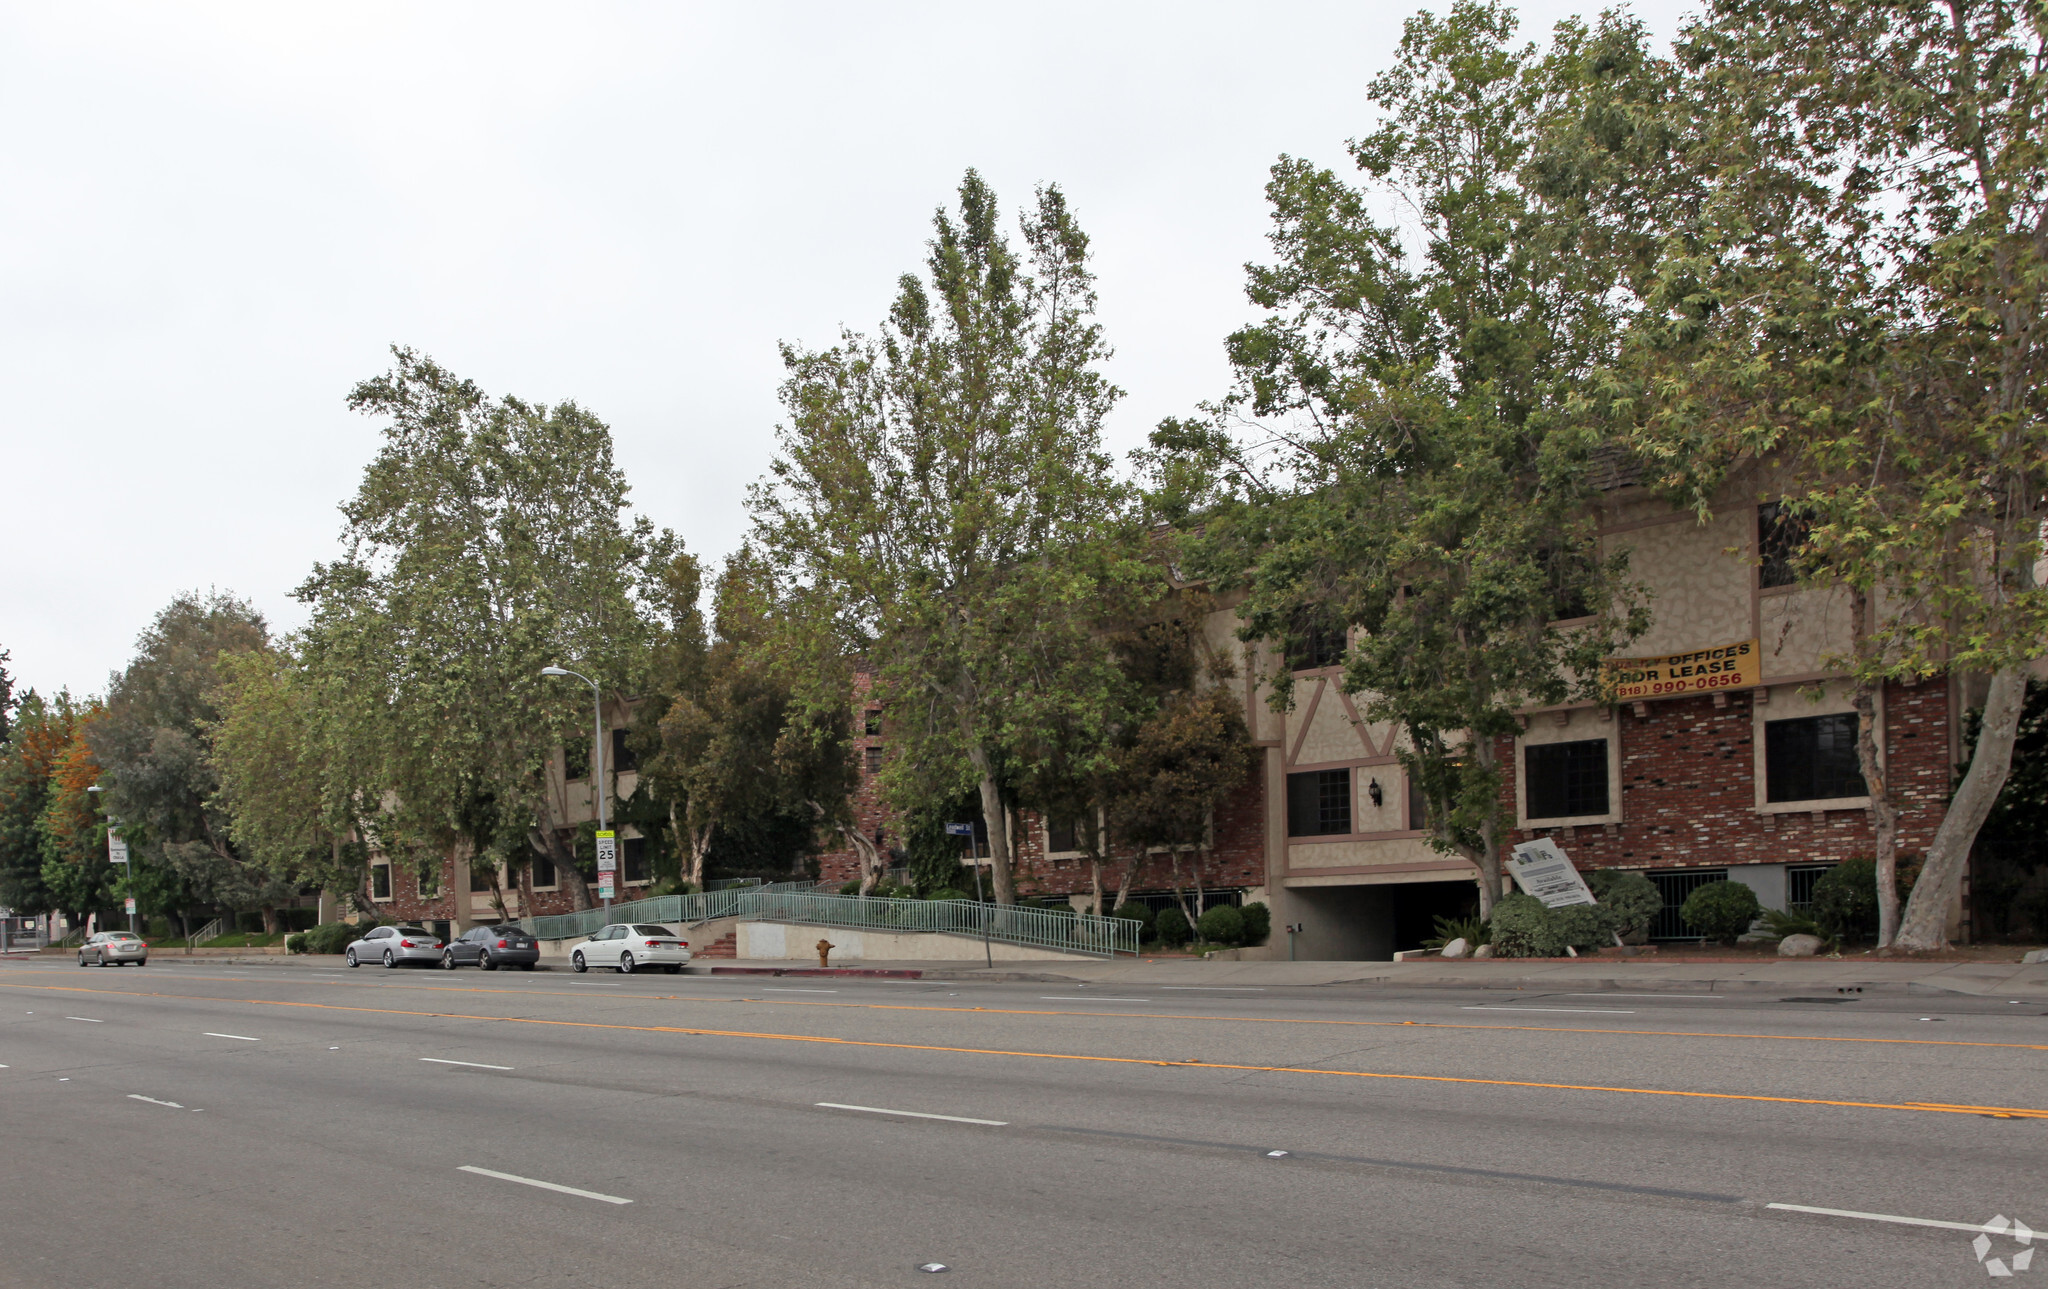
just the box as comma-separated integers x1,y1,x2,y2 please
864,746,885,776
1047,817,1078,853
371,864,392,899
1766,713,1866,802
470,863,495,893
1406,774,1427,831
564,739,589,781
1758,502,1810,589
416,860,440,896
1787,863,1835,913
611,728,637,774
1287,769,1352,837
530,850,557,889
1524,739,1611,819
623,836,650,884
864,710,882,737
1285,607,1347,672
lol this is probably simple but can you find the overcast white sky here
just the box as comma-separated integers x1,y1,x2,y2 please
1,0,1693,700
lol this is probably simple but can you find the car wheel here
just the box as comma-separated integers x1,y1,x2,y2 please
97,951,108,967
571,951,587,974
382,949,396,969
479,951,495,971
136,959,146,967
345,949,359,968
664,964,681,975
443,950,458,970
618,951,635,975
76,953,86,967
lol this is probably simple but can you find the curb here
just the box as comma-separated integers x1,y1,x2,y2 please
703,966,926,979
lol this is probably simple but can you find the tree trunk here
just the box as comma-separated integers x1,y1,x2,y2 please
1467,740,1504,918
844,826,886,895
1852,680,1902,947
534,802,593,911
260,906,279,935
1894,666,2030,951
970,760,1017,905
1114,850,1143,913
516,860,536,922
1088,857,1103,918
686,820,713,890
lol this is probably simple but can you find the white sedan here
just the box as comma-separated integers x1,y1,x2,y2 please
568,923,693,975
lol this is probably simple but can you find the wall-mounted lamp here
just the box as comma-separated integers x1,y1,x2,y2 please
1367,778,1383,808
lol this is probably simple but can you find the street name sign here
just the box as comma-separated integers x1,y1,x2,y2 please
944,823,975,837
1506,837,1597,908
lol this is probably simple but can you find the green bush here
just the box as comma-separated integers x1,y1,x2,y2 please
1424,912,1490,950
1197,904,1245,946
1490,894,1611,957
1759,908,1828,943
1154,906,1191,948
302,922,360,955
928,888,971,903
1681,880,1761,944
284,932,309,954
1584,869,1661,942
1113,901,1156,938
838,880,863,895
1239,901,1271,945
1812,859,1879,943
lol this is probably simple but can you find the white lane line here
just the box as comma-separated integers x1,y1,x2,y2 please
1461,1006,1637,1014
421,1058,514,1071
203,1033,260,1042
458,1164,630,1205
1766,1203,2000,1235
64,1017,102,1023
1562,993,1723,999
127,1094,185,1109
1039,996,1151,1003
1161,986,1266,991
816,1102,1008,1126
764,987,839,994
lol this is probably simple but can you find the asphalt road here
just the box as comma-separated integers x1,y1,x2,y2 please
2,955,2043,1288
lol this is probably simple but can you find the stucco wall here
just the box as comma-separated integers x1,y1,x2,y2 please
734,921,1091,963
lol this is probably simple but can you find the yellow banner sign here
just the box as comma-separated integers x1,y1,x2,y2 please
1604,639,1760,701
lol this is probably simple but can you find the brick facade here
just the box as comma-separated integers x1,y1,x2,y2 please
1498,679,1953,870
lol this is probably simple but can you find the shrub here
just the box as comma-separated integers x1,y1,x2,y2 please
1154,906,1191,948
1490,894,1611,957
1681,880,1761,944
838,880,863,896
1584,869,1661,942
1424,913,1489,950
1759,908,1828,943
1197,904,1245,946
1238,901,1271,945
284,932,309,954
1113,901,1156,938
928,888,971,903
1812,858,1879,943
302,922,360,955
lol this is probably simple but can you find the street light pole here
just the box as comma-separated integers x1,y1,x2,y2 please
541,666,608,914
85,785,133,935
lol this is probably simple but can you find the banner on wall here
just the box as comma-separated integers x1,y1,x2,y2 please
1603,638,1760,701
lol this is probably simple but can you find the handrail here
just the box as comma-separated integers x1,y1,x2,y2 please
526,889,1140,957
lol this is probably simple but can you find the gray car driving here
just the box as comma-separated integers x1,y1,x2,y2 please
343,925,443,968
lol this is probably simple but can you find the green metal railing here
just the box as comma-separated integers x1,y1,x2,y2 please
526,888,1140,958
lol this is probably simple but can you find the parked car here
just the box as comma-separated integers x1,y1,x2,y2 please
443,924,540,971
77,931,147,967
343,925,443,968
568,924,692,974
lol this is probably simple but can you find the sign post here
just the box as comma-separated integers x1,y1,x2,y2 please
108,831,134,932
595,830,617,913
945,823,992,968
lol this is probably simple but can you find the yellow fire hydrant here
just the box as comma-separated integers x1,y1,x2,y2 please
816,938,835,968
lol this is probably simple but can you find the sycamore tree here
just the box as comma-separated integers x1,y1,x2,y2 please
752,171,1151,905
291,348,669,917
1153,2,1648,915
1573,0,2048,948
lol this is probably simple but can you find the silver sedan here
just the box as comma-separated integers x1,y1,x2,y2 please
77,931,147,967
343,925,443,968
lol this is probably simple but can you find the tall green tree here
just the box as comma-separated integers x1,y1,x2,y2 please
90,593,282,928
1154,2,1648,914
752,171,1150,905
293,348,670,917
0,691,76,915
1573,0,2048,948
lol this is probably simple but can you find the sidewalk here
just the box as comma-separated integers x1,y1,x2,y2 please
694,954,2048,997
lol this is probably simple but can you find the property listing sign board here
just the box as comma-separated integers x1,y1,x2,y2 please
1604,638,1760,701
1505,838,1597,908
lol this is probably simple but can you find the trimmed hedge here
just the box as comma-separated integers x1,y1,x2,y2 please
1490,893,1610,958
1197,904,1244,946
1583,869,1661,941
1680,880,1761,944
1239,901,1271,945
1154,906,1191,948
302,922,361,956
